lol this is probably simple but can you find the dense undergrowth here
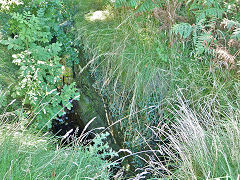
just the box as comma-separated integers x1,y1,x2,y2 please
0,0,117,179
72,0,239,178
0,0,240,179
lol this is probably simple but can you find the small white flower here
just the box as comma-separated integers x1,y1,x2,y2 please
16,1,24,5
13,59,21,64
24,50,31,55
37,61,45,65
12,54,17,58
22,78,27,83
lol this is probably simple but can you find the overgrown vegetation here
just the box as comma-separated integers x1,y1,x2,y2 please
0,121,116,179
0,0,239,179
73,0,239,178
0,0,79,129
0,0,117,179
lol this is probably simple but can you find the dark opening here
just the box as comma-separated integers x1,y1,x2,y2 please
51,100,94,145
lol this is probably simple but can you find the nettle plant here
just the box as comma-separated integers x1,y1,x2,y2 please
1,1,79,129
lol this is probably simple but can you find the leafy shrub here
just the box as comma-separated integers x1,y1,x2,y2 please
0,0,80,129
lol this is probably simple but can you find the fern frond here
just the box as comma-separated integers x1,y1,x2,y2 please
213,47,235,66
114,0,128,8
129,0,141,8
115,0,160,12
221,19,240,40
196,8,225,22
195,32,211,55
232,28,240,40
171,23,193,39
136,0,159,13
221,19,240,30
192,19,205,45
115,0,140,8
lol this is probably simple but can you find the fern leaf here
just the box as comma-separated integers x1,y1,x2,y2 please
136,0,159,13
221,19,240,40
196,8,225,22
171,23,193,39
115,0,127,8
115,0,160,12
221,18,240,29
129,0,141,8
231,27,240,40
195,32,213,55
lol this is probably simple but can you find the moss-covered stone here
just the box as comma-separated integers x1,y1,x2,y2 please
73,52,120,150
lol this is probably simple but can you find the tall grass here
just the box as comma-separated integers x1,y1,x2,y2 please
0,106,116,180
74,0,169,100
0,124,116,179
142,94,240,179
73,0,172,156
71,0,240,178
0,44,18,88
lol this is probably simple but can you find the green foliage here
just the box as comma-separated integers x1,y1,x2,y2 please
0,44,18,87
171,23,193,39
0,87,7,110
115,0,161,12
165,98,240,179
222,18,240,40
90,132,118,160
187,0,225,21
172,18,240,56
0,124,117,179
172,0,240,57
0,1,79,129
39,0,239,178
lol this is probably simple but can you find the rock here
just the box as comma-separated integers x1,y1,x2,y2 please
85,10,111,21
73,52,120,151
